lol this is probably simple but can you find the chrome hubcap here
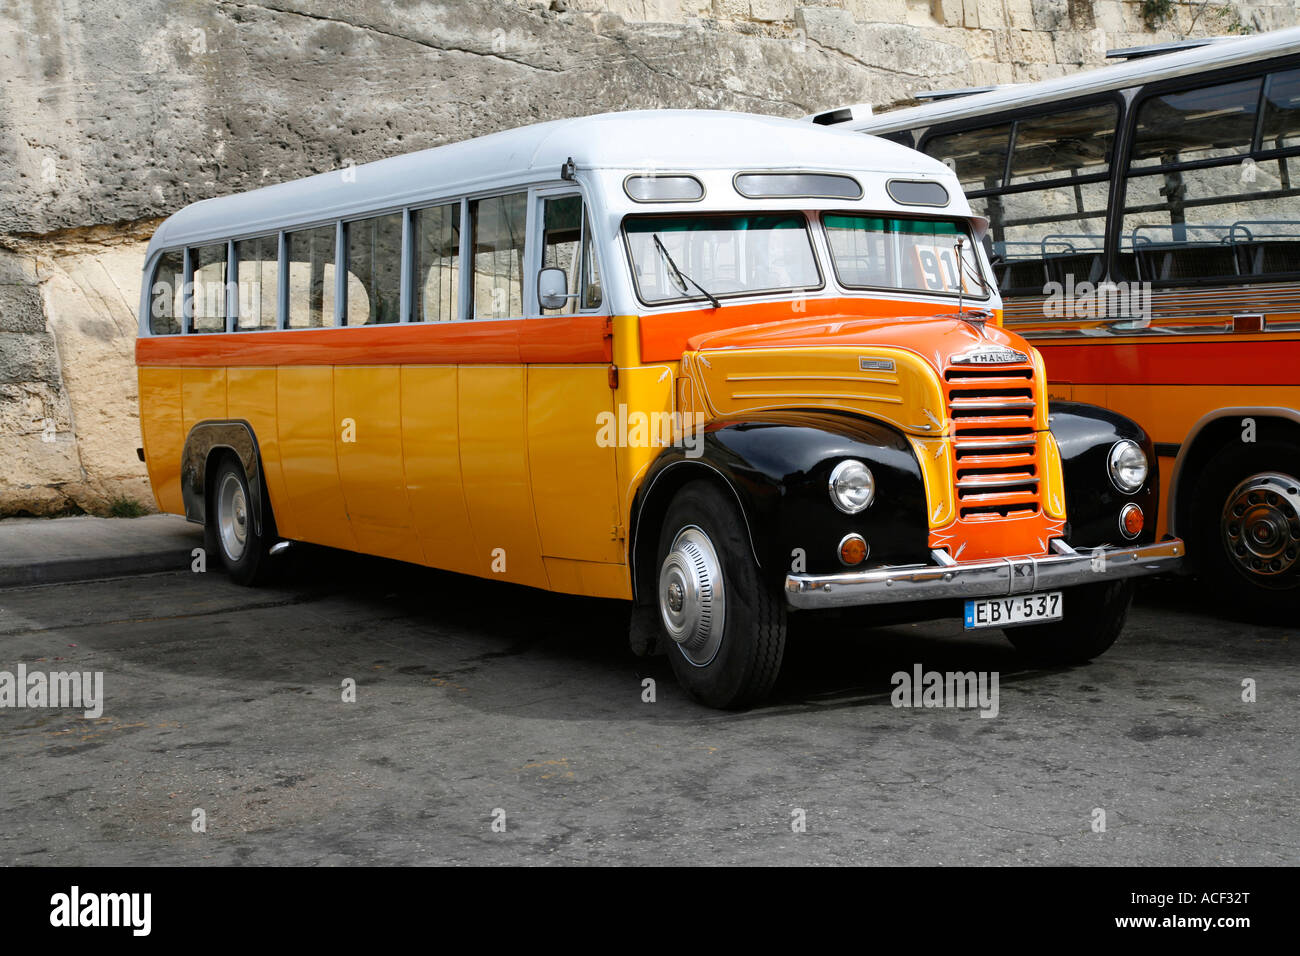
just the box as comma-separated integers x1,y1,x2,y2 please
1222,472,1300,581
217,472,248,563
658,526,726,667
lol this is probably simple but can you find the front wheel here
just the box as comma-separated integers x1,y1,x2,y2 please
1188,440,1300,619
207,454,275,586
656,480,786,708
1003,580,1134,666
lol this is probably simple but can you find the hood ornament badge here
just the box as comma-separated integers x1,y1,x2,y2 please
952,343,1029,366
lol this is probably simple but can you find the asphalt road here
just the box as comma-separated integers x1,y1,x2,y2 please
1,549,1296,865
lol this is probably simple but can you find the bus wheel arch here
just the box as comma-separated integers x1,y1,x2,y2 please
181,421,278,584
627,460,761,659
1172,410,1300,540
1176,410,1300,615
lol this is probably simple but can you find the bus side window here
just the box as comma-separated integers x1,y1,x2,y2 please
150,250,184,335
188,243,228,334
471,192,527,319
285,225,337,329
344,214,402,325
1121,71,1300,284
412,202,460,322
234,235,280,331
540,195,583,315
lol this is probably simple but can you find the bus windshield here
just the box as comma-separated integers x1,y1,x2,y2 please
822,215,988,299
624,213,821,305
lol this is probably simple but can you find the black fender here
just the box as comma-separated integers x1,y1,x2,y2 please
628,411,930,603
180,420,270,535
1049,401,1159,549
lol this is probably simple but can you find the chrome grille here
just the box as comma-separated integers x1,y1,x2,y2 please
945,365,1041,519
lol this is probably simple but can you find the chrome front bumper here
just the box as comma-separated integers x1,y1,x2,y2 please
783,538,1184,610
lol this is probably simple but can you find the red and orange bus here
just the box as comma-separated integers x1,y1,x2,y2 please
826,28,1300,613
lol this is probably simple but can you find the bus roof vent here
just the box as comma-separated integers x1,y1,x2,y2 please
1105,37,1226,60
803,104,873,126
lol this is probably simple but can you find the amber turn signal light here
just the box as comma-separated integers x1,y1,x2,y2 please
838,533,868,566
1120,503,1143,540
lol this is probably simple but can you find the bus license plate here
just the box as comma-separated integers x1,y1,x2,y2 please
964,592,1062,629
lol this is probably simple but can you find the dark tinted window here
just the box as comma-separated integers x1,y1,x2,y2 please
1261,68,1300,149
1131,77,1262,165
924,123,1011,191
886,180,950,206
1009,101,1118,184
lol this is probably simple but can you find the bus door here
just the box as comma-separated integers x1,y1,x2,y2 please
524,188,624,576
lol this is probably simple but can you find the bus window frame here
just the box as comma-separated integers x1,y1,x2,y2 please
406,196,469,324
620,210,826,311
529,184,607,318
1114,54,1300,290
818,211,993,302
916,92,1125,300
339,209,406,327
231,232,283,333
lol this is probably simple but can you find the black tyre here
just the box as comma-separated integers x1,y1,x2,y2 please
1004,579,1134,666
1187,440,1300,619
655,480,786,708
208,454,275,586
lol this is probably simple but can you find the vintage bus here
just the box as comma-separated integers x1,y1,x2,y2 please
818,28,1300,614
136,110,1181,708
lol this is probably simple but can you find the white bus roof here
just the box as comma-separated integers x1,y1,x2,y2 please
831,26,1300,135
145,109,960,260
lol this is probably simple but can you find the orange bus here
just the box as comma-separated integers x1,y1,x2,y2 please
823,28,1300,614
136,110,1181,707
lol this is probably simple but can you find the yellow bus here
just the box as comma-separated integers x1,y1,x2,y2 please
821,28,1300,614
136,110,1180,707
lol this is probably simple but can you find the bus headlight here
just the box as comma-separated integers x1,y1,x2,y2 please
829,460,875,514
1108,440,1148,493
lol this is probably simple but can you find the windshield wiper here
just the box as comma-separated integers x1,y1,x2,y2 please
652,234,720,309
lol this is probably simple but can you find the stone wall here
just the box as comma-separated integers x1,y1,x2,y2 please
1,0,1296,514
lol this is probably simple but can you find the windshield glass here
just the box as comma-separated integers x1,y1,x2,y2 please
823,215,988,298
624,213,821,305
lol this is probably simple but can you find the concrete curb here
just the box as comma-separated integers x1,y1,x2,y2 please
0,514,203,589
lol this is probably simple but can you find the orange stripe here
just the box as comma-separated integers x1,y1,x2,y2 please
640,296,992,362
135,315,612,367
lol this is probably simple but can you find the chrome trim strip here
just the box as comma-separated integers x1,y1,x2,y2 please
784,538,1183,609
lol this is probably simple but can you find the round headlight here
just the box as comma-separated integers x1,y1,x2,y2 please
1108,440,1148,493
829,459,875,514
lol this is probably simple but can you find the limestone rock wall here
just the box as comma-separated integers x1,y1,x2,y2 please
1,0,1295,514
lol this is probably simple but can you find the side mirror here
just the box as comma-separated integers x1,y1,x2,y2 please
538,267,573,311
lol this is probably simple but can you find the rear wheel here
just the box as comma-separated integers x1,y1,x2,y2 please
208,454,275,586
656,480,786,708
1188,440,1300,619
1004,580,1134,666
